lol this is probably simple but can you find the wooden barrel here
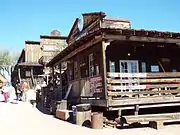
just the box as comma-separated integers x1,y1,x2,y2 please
76,104,91,127
91,112,103,129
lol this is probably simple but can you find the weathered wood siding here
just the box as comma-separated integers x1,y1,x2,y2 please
65,42,105,99
40,38,67,58
25,43,41,63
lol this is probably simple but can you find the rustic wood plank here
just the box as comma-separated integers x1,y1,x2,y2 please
107,84,180,91
102,40,108,99
108,89,180,96
60,37,102,62
104,34,180,44
107,72,147,78
108,96,180,107
107,78,180,84
107,84,147,90
125,112,180,123
107,72,180,78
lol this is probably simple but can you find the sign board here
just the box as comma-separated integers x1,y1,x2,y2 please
89,76,103,94
101,19,131,29
43,45,58,51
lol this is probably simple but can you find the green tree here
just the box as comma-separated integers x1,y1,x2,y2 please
0,49,19,78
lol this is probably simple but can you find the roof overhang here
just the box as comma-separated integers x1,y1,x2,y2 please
102,28,180,44
18,62,43,67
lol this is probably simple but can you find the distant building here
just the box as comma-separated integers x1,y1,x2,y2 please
11,30,67,88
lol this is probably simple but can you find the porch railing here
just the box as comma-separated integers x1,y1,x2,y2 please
107,72,180,97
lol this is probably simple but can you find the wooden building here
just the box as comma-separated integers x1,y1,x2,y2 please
12,30,68,88
12,41,43,88
39,30,67,66
47,12,180,114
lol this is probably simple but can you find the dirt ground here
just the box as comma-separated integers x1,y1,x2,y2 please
0,102,180,135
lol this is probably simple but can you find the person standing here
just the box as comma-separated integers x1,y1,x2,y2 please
2,82,9,103
16,83,22,101
21,80,29,102
35,82,41,105
8,82,16,103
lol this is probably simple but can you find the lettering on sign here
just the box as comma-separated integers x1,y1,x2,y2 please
89,76,103,93
43,45,58,51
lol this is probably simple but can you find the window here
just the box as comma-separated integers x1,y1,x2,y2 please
120,62,128,73
141,62,146,72
25,71,31,77
151,65,159,72
80,54,88,78
89,53,94,77
120,61,139,73
109,61,116,72
74,61,78,79
68,61,74,81
95,65,100,75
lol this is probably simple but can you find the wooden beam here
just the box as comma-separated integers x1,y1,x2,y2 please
108,96,180,107
125,112,180,123
107,72,180,78
109,102,180,110
108,84,180,90
18,67,21,83
30,67,35,88
60,37,102,62
104,34,180,44
108,89,180,96
102,40,108,99
107,78,180,84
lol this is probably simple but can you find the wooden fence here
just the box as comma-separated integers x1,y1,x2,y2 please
107,72,180,97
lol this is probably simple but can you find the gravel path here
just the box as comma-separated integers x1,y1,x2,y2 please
0,102,178,135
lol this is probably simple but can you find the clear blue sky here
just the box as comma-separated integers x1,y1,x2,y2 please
0,0,180,52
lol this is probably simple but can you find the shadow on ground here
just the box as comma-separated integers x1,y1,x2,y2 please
36,104,51,115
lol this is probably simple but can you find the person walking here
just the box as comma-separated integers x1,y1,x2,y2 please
21,80,29,102
35,82,41,105
16,83,22,101
2,82,9,103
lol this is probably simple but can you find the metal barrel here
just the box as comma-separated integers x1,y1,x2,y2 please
76,104,91,127
91,112,103,129
72,105,76,123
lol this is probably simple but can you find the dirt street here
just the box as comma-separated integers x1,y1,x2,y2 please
0,102,179,135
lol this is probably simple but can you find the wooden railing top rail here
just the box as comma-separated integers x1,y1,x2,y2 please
108,89,180,96
107,78,180,84
107,72,180,78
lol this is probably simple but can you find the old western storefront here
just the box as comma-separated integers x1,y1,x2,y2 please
47,12,180,113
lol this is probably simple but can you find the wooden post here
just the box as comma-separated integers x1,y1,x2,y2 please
118,109,122,117
59,62,62,100
46,74,49,85
52,66,55,89
18,67,21,83
31,67,35,88
77,54,81,103
102,40,107,99
134,105,139,115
